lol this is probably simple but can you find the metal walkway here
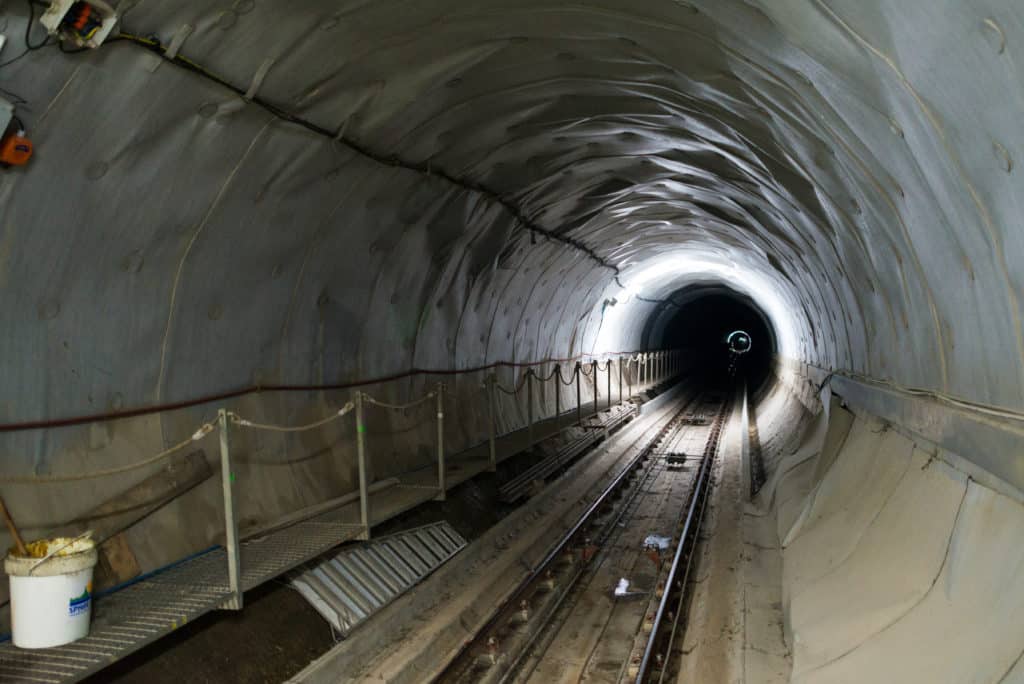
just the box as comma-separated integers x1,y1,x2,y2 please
0,513,368,683
291,522,467,636
0,384,673,684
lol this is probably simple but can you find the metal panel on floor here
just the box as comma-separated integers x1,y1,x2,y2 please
290,522,467,636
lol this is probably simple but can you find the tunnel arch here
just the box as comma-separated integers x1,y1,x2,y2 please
6,0,1020,426
1,3,1022,653
643,283,778,394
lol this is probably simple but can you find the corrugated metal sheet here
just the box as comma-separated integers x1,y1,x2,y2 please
291,522,467,636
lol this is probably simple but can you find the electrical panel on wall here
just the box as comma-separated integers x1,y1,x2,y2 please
40,0,119,48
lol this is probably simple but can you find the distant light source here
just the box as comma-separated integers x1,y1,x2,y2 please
728,330,752,354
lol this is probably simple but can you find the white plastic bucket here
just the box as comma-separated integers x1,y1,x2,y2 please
5,538,98,649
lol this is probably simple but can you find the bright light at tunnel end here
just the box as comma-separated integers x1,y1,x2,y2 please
596,251,802,360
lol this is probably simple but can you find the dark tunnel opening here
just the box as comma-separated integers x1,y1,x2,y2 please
659,287,777,395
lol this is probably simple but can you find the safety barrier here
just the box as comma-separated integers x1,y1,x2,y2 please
0,350,684,612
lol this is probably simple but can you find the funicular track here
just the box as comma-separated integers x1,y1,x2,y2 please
435,387,737,684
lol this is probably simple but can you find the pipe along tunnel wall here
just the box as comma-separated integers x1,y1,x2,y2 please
1,0,1023,680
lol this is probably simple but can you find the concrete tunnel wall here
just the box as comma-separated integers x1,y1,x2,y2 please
0,0,1023,655
756,396,1024,682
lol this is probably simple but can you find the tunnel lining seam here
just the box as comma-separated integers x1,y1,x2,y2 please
110,34,622,277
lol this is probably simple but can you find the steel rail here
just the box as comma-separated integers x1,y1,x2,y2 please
631,394,734,683
434,390,702,683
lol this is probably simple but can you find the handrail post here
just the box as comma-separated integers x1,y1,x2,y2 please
575,362,582,426
526,369,534,447
628,357,633,398
435,382,446,501
487,374,497,472
618,355,624,405
218,408,243,610
539,362,546,412
353,390,370,540
554,364,561,429
606,359,612,410
592,360,599,417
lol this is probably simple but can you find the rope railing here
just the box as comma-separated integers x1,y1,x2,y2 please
0,351,681,616
495,371,531,396
361,391,437,411
228,402,355,432
0,351,682,486
0,422,216,484
559,365,579,385
534,366,561,383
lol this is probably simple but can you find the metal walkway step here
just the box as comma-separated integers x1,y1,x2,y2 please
290,521,467,637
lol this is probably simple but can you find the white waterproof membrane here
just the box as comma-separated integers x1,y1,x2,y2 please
2,0,1022,422
0,1,1023,558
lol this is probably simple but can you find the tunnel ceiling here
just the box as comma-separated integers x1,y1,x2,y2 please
2,0,1023,429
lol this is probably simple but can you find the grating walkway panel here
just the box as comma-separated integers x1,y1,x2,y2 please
290,522,467,636
0,516,368,683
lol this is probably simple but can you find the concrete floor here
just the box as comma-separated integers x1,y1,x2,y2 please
676,398,792,683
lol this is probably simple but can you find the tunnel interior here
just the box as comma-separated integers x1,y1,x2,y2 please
1,0,1023,681
653,285,777,394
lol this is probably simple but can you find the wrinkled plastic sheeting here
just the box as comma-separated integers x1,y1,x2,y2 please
2,0,1023,431
2,0,1024,591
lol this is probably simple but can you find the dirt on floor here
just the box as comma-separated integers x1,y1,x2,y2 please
85,580,334,684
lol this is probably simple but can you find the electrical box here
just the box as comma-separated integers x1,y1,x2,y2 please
40,0,118,48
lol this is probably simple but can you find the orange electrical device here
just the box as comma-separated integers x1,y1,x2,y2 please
0,131,33,166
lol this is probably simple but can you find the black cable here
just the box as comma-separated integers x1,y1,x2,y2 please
24,0,52,51
0,47,34,69
0,85,28,105
120,35,621,276
2,18,621,276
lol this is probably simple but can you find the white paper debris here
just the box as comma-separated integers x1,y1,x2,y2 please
644,534,671,550
614,578,631,596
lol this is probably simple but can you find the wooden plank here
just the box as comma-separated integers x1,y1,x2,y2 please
95,532,143,589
